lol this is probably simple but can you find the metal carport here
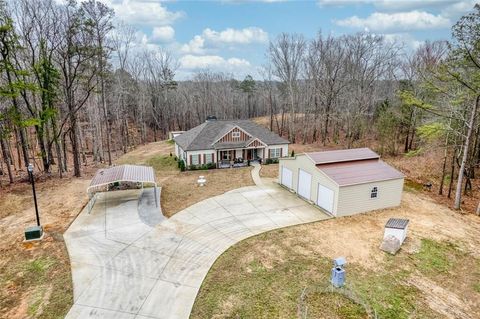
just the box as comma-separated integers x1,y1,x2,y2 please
86,165,158,212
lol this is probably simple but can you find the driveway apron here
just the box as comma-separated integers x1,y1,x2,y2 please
64,182,330,319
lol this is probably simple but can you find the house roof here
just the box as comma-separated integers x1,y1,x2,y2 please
87,165,156,194
316,158,404,186
385,218,409,229
174,120,289,151
306,148,380,165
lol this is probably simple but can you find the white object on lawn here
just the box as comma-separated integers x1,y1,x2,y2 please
383,218,409,244
197,176,206,187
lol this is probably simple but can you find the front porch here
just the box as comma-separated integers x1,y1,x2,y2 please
217,148,264,168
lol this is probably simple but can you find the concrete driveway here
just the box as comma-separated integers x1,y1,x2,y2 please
64,182,330,319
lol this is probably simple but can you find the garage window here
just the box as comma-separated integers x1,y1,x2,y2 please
371,187,378,199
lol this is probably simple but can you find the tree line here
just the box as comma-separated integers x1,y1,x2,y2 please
1,0,480,211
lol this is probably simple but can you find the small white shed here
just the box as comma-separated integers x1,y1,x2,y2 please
278,148,404,217
383,218,409,244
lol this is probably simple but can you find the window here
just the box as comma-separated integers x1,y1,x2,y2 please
205,153,213,164
191,154,200,165
371,187,378,199
232,131,241,138
270,148,281,158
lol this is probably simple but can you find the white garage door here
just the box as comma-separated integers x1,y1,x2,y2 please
281,166,293,189
298,169,312,199
317,184,334,213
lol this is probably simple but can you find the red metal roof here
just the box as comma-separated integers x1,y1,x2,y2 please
306,148,380,165
88,165,156,194
317,159,404,186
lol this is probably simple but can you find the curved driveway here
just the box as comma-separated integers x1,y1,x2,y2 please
64,181,329,319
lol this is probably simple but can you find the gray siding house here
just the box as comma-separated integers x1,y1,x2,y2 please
279,148,404,217
174,118,289,168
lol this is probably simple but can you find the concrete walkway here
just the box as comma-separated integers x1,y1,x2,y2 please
250,162,263,186
64,182,330,319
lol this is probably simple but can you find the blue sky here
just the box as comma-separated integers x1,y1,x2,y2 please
103,0,477,79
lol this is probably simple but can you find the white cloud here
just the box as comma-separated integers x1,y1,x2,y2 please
222,0,288,3
336,10,451,32
105,0,184,27
179,54,251,70
181,35,206,54
383,33,423,50
181,27,268,54
151,26,175,42
203,27,268,44
440,0,477,18
133,30,161,52
318,0,460,11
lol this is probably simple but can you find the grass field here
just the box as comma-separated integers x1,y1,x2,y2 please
0,176,91,319
0,140,253,318
116,141,255,217
191,191,480,319
2,135,480,318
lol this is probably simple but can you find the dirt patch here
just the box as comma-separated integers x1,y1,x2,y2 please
192,190,480,318
286,192,480,269
408,275,473,319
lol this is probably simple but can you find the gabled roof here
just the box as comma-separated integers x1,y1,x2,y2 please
306,148,379,165
246,138,267,147
174,120,290,151
317,159,404,186
87,165,156,194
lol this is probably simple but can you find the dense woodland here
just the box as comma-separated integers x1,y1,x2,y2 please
1,0,480,212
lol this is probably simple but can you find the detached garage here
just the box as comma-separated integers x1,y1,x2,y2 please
279,148,404,217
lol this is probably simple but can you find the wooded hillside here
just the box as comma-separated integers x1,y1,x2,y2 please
1,0,480,212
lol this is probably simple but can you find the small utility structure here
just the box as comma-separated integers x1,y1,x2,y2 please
87,165,158,212
279,148,404,217
384,218,409,244
331,257,347,288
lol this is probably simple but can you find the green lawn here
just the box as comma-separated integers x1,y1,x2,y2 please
191,229,478,319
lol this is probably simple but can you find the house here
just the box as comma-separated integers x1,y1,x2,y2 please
174,118,290,168
278,148,404,217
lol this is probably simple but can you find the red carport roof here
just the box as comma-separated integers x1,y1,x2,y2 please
87,165,156,194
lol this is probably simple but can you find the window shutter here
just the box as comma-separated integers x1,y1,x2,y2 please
268,149,271,158
203,154,206,164
189,154,192,165
280,148,283,157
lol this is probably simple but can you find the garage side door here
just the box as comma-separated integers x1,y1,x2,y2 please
281,166,293,189
317,184,334,213
298,169,312,199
